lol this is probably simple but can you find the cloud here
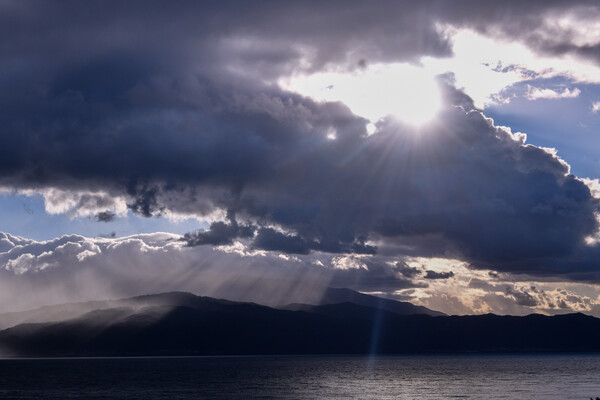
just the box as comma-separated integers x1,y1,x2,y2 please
183,210,255,246
592,101,600,113
95,211,116,222
3,230,600,318
1,0,600,285
463,273,600,315
443,1,600,68
525,85,581,100
252,228,313,255
499,283,600,313
397,260,600,316
0,187,129,219
505,286,538,307
0,231,428,312
2,63,600,279
424,270,454,280
327,256,427,291
396,262,421,278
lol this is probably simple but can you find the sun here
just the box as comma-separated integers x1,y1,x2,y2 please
281,63,442,128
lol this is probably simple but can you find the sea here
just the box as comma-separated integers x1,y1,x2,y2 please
0,354,598,399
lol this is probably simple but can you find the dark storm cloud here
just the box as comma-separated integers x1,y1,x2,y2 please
183,210,255,247
95,211,116,223
126,186,164,218
252,228,313,255
468,278,499,292
424,270,454,280
329,258,427,292
366,91,597,278
395,262,422,278
2,0,600,281
0,0,451,82
505,286,539,307
440,0,600,65
250,228,376,255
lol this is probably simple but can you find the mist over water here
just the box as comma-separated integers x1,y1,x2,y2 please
1,354,598,399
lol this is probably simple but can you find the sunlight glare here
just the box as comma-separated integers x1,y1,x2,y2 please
281,63,442,127
422,28,600,107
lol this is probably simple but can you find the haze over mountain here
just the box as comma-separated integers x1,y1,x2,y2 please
0,288,443,331
0,292,598,358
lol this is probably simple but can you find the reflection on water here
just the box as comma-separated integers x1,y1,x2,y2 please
0,354,598,399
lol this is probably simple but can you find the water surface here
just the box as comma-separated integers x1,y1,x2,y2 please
0,354,598,399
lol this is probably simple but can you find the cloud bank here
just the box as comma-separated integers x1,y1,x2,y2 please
0,231,429,313
2,231,600,317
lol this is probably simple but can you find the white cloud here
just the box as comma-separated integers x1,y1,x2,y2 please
393,258,600,317
0,231,338,313
331,255,368,270
423,28,600,107
525,85,581,100
2,230,600,318
0,187,128,219
592,101,600,113
214,240,267,257
0,186,228,228
540,8,600,48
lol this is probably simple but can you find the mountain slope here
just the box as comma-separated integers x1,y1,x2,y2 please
288,287,445,316
0,288,443,331
0,293,599,357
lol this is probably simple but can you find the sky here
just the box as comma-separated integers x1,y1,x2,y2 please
2,0,600,316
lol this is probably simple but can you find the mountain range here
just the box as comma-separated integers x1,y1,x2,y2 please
0,290,598,357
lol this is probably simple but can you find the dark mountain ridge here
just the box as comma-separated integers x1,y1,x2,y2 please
311,287,445,317
0,287,443,330
0,292,599,357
